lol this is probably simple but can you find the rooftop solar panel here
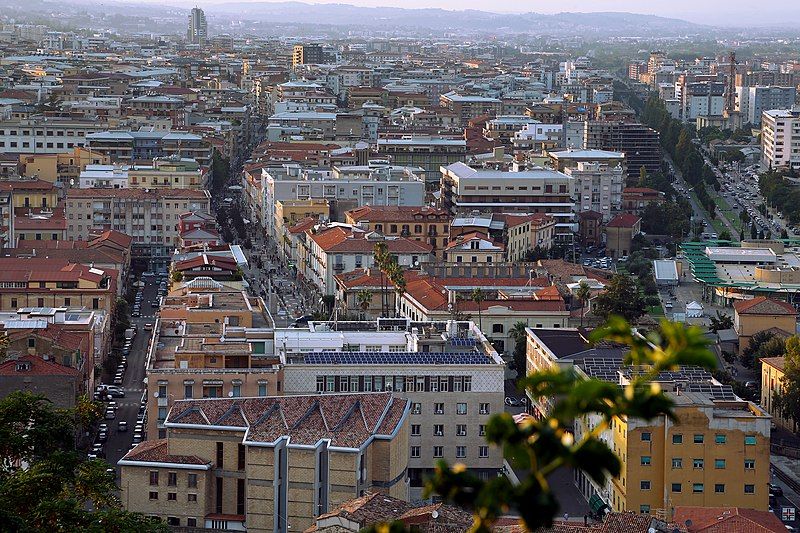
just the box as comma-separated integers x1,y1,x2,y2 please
302,351,492,365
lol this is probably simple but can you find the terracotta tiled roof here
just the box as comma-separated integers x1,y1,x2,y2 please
346,205,449,223
733,296,796,315
88,230,133,250
760,356,785,371
287,216,319,235
673,506,787,533
175,254,237,272
167,393,408,448
120,439,210,466
606,213,641,228
445,231,504,251
0,354,80,377
309,226,433,254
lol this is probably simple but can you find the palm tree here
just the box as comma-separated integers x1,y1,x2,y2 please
576,281,592,328
385,261,403,317
373,242,389,317
356,289,373,319
389,266,407,317
508,321,529,374
471,288,485,332
508,321,528,345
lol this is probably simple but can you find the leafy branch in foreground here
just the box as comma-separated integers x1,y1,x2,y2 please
367,316,716,533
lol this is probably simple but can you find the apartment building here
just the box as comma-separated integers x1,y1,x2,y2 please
304,224,432,295
563,162,624,222
736,86,796,126
733,296,797,355
279,319,505,499
261,163,426,240
376,136,466,187
292,43,324,67
582,121,661,179
19,146,110,186
146,278,281,439
440,162,576,237
682,82,725,123
760,356,793,432
345,205,451,259
439,92,502,125
761,109,800,169
65,188,211,268
0,117,105,154
120,392,409,532
525,328,771,516
85,130,211,165
78,157,207,189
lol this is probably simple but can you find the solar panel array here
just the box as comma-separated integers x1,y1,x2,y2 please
623,366,713,382
684,383,739,400
303,351,491,365
580,356,624,382
450,337,477,347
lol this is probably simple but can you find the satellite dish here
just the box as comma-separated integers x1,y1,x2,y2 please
431,510,439,519
153,391,159,398
228,391,234,397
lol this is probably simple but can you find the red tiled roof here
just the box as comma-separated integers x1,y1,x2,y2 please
121,439,210,466
346,205,449,223
0,179,55,192
167,393,407,448
673,506,787,533
445,231,504,251
89,230,133,250
287,216,319,235
0,354,80,377
606,213,641,228
733,296,796,315
309,226,432,254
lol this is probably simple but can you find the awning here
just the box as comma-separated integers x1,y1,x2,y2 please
589,493,609,515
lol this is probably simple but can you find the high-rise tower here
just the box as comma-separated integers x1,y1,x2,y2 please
187,7,207,45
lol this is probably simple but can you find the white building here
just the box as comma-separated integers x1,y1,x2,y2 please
563,161,624,222
737,86,797,126
261,163,426,240
761,108,800,169
78,164,129,188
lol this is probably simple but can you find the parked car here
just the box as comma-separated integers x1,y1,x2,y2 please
104,409,116,420
118,421,128,432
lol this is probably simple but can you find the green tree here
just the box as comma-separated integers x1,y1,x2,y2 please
742,331,784,369
718,230,731,241
508,321,528,377
471,288,486,332
638,166,647,186
575,281,592,328
708,311,733,333
591,274,647,322
366,317,716,532
774,336,800,431
373,242,389,317
674,129,693,168
0,392,169,532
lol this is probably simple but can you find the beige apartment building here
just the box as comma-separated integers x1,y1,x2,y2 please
345,205,452,259
733,296,797,355
120,392,409,532
761,356,794,432
146,278,281,439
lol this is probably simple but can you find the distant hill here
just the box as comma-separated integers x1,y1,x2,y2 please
201,2,706,35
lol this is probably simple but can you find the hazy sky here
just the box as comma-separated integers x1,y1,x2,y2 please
180,0,800,25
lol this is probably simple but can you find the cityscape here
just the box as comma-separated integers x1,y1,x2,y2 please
2,0,800,532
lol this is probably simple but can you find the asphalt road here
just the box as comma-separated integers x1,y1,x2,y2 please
96,277,160,474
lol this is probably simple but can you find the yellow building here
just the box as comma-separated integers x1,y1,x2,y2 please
581,392,771,516
128,157,208,189
19,147,110,185
733,297,797,355
119,393,409,532
761,356,794,432
275,199,329,246
0,178,58,209
345,205,451,259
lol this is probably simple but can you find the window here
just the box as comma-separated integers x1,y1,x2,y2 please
188,494,197,502
232,384,241,397
479,446,489,458
744,435,757,445
411,424,421,436
167,493,177,501
149,491,158,500
693,434,704,444
693,458,704,469
187,474,197,488
411,403,421,414
693,483,704,493
673,434,683,444
492,323,504,334
456,424,467,436
216,442,223,468
640,505,650,513
672,458,682,469
434,403,444,414
258,383,267,396
641,432,651,442
434,424,444,436
744,484,755,494
410,446,420,458
479,425,486,436
714,484,725,493
238,444,246,470
671,483,682,493
640,480,651,490
714,459,726,469
456,403,467,415
744,459,755,469
641,456,651,466
456,446,466,458
187,518,197,527
479,403,490,415
433,446,443,458
184,384,193,399
167,472,177,486
149,471,159,486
